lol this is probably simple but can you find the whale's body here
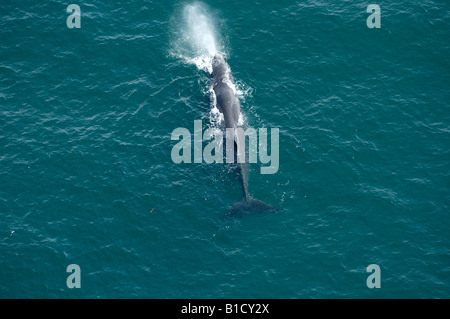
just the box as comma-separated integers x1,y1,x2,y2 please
211,55,240,130
211,54,275,215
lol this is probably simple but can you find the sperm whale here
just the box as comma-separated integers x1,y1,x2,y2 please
211,54,276,215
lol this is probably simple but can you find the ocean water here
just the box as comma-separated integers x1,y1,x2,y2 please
0,0,449,298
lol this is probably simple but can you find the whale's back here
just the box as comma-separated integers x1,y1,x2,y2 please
214,82,240,128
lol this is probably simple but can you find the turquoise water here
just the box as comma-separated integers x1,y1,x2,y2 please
1,0,449,298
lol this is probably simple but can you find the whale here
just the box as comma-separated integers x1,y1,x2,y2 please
211,54,276,215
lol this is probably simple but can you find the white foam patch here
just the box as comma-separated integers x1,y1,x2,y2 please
209,88,224,127
188,55,214,74
222,70,253,101
238,112,245,126
210,106,224,125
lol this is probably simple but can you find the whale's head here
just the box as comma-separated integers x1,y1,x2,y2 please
211,54,227,79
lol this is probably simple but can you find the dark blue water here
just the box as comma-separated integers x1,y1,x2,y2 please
0,0,449,298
